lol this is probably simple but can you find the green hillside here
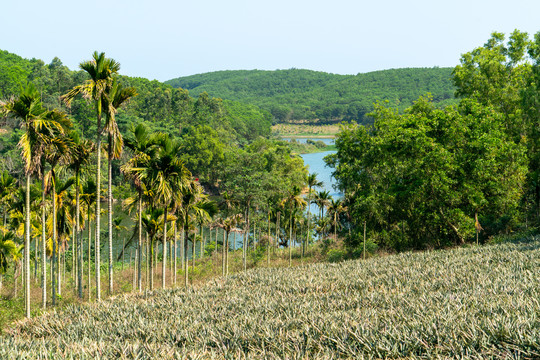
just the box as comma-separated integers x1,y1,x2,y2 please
2,237,538,358
0,50,272,144
166,67,457,123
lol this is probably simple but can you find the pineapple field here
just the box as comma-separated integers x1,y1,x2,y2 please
1,237,539,359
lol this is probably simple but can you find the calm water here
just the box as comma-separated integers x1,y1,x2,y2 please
300,150,341,198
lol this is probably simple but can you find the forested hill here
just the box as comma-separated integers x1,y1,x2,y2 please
165,67,457,123
0,49,272,143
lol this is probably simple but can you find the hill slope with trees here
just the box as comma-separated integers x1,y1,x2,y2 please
165,67,457,123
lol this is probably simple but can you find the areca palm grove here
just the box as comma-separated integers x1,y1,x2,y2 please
0,50,312,331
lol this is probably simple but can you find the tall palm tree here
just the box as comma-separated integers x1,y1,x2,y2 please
122,123,161,292
281,185,306,267
306,173,323,255
63,51,120,301
216,213,242,277
133,135,190,288
327,198,345,241
80,178,96,300
102,78,137,295
315,190,331,220
67,132,93,299
2,82,70,317
43,134,73,305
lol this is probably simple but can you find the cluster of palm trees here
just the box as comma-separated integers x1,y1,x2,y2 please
0,52,215,318
0,51,347,320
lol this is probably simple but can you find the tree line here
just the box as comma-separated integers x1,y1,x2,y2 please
165,67,457,123
327,30,540,251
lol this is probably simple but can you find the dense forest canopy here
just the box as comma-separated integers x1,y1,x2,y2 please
165,67,457,123
327,30,540,250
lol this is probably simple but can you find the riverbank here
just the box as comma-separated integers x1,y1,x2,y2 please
272,123,339,138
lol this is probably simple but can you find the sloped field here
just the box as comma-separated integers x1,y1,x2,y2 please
1,238,539,359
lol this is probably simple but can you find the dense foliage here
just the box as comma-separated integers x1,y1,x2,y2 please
165,67,457,123
1,237,538,358
327,30,540,251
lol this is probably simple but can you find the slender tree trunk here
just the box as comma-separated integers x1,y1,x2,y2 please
87,212,92,301
162,206,167,289
76,171,82,299
137,189,142,292
107,134,113,295
192,238,195,270
267,210,271,266
95,111,102,301
275,212,280,257
225,231,230,276
222,230,226,276
149,238,154,291
363,221,366,260
180,229,184,270
41,170,47,309
289,205,293,267
200,226,204,260
174,224,177,285
24,173,31,317
184,225,189,287
51,176,57,306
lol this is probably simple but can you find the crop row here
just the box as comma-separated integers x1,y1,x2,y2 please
1,238,539,359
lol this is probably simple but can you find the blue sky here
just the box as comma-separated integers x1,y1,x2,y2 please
1,0,539,81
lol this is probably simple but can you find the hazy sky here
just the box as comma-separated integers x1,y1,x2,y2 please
1,0,539,81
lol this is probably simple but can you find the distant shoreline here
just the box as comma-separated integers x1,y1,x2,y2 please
281,134,335,139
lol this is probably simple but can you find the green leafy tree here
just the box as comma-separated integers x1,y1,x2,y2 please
63,51,120,301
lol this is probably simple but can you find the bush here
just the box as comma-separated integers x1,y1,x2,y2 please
327,249,345,263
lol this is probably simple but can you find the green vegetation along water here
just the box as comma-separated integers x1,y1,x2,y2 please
2,237,538,359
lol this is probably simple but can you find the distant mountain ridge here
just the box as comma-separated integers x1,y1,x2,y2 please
165,67,457,123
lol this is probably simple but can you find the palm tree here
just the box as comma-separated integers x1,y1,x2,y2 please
140,208,160,291
63,51,120,301
216,213,242,276
133,135,191,288
328,198,345,241
2,82,70,317
122,123,160,292
306,173,323,255
80,178,96,300
315,190,331,221
102,78,137,295
67,132,93,299
43,134,73,305
281,185,307,267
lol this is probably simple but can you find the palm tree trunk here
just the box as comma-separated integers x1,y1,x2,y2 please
184,225,189,287
162,206,167,289
137,189,142,292
88,211,92,301
24,173,31,318
76,171,82,299
225,231,230,276
173,224,177,285
180,228,184,270
289,205,293,267
267,210,271,266
107,134,113,295
51,176,57,306
41,170,47,309
95,113,102,301
149,238,154,291
222,230,226,277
